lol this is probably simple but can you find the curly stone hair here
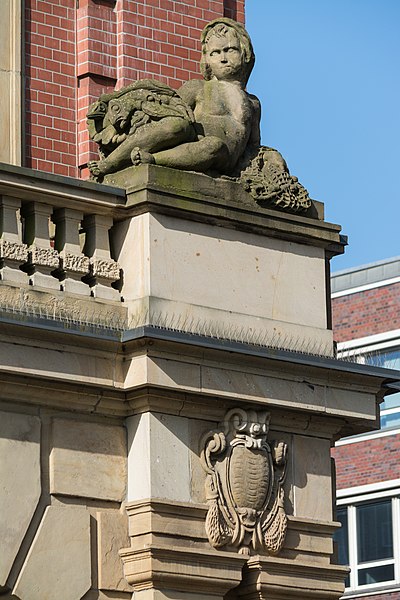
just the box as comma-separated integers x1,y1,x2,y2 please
200,18,255,86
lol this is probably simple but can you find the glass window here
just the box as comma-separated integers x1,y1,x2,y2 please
357,500,393,562
358,564,395,586
381,391,400,411
381,408,400,429
335,497,397,591
380,349,400,371
381,392,400,410
335,507,350,588
358,347,400,429
364,348,400,371
338,345,400,429
380,390,400,429
335,507,349,565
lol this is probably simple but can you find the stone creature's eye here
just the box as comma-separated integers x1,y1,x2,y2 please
147,95,155,102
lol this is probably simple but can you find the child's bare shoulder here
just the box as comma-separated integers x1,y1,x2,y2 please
248,93,261,109
178,79,204,106
247,93,261,119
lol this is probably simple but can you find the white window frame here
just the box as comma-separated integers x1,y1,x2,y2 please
337,338,400,431
337,491,400,593
381,405,400,429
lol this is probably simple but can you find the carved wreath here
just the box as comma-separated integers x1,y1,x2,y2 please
200,408,288,554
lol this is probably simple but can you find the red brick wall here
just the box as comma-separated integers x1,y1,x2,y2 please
25,0,77,177
357,592,400,600
24,0,245,178
332,283,400,343
333,433,400,490
353,594,400,600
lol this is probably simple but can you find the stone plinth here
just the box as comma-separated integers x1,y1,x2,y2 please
114,164,342,356
0,164,395,600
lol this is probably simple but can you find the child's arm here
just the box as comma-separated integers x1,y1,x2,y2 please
248,94,261,149
178,80,204,139
231,93,261,175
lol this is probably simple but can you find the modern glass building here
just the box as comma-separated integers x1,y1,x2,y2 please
332,257,400,598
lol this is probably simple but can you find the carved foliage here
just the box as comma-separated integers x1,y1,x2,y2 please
91,258,120,280
30,246,60,269
0,239,28,262
87,80,195,163
200,408,287,554
62,253,90,275
239,146,312,213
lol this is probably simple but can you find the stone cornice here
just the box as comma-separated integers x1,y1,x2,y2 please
122,164,345,254
0,162,345,254
0,314,396,392
0,162,125,216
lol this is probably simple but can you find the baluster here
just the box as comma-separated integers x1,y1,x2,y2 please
52,208,90,295
21,202,60,290
82,214,120,300
0,196,28,284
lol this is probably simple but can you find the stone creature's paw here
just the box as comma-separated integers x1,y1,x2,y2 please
130,147,155,166
88,160,103,176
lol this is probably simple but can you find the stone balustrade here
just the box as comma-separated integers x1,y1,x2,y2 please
0,161,345,350
0,163,124,301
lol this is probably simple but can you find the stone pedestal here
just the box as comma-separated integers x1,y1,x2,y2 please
237,554,348,599
113,166,382,600
0,164,393,600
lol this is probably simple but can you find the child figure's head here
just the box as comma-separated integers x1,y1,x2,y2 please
200,18,255,86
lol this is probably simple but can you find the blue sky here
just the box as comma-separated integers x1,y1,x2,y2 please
245,0,400,272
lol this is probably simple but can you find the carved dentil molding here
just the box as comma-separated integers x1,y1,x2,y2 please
200,408,288,555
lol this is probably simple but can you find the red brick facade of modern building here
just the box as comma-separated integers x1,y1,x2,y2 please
332,282,400,343
24,0,244,178
332,262,400,599
332,279,400,493
333,434,400,490
362,595,400,600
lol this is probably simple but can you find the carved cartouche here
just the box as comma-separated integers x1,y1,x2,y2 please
200,408,288,554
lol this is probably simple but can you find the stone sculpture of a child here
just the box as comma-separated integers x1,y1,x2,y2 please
88,18,261,178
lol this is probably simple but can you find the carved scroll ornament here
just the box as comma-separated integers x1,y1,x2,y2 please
200,408,287,554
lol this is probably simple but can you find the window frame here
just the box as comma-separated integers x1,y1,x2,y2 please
336,492,400,593
337,338,400,431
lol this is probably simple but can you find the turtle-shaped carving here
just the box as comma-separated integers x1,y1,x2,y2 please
230,445,271,510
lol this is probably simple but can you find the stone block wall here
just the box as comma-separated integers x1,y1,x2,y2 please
0,407,132,599
24,0,245,177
